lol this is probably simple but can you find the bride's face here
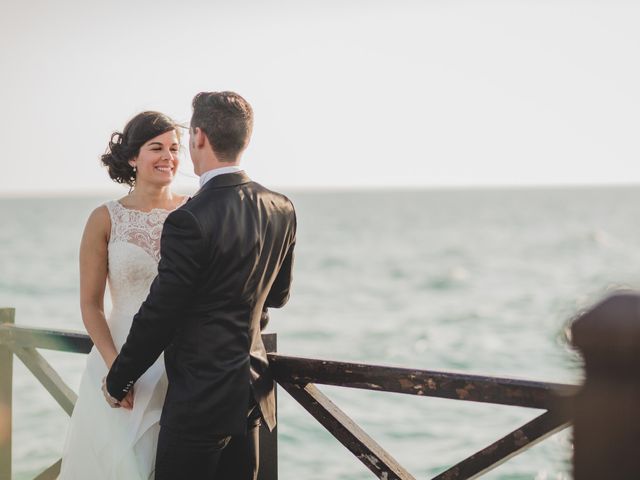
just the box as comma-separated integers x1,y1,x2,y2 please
130,130,180,186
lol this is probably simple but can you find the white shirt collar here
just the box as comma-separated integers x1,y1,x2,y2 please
199,166,244,188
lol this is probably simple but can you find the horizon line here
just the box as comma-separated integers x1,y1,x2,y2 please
1,182,640,199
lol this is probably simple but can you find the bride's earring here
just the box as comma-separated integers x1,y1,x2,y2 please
129,166,137,193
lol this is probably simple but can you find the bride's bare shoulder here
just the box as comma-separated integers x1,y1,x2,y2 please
82,204,111,240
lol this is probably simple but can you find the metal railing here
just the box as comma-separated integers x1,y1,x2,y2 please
4,294,635,480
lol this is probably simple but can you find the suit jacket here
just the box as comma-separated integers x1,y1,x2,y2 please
106,171,296,435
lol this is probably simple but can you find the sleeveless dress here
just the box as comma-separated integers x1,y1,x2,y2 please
60,199,184,480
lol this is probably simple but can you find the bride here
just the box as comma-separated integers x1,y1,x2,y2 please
59,111,188,479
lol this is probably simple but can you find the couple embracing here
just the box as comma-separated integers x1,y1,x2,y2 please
59,92,297,479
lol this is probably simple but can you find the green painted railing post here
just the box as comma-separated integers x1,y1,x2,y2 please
0,308,15,480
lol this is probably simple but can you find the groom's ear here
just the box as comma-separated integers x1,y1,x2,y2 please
193,127,207,149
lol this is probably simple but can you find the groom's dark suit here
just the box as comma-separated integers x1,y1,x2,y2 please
106,171,296,473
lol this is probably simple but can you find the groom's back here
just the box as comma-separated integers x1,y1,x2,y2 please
161,172,296,436
189,181,293,307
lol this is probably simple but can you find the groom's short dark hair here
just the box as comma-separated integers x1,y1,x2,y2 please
191,91,254,162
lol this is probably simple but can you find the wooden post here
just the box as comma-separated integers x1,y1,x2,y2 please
259,332,278,480
571,292,640,479
0,308,15,480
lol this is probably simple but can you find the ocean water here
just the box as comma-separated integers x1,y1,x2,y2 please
2,186,640,479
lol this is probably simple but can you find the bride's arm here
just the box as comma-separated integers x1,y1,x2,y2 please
79,206,118,369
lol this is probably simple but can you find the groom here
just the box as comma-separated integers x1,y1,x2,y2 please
103,91,296,479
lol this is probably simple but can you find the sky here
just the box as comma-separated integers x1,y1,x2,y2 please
1,0,639,196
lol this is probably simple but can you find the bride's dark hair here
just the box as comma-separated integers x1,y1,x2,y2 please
101,111,180,187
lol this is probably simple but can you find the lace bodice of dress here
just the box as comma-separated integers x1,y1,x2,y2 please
107,201,170,262
104,200,182,344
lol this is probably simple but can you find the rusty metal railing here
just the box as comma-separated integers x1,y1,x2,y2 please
8,294,640,480
270,355,575,479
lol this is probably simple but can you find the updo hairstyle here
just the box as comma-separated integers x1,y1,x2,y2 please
101,111,179,187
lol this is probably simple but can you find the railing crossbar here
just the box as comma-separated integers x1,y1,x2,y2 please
279,382,416,480
33,459,61,480
269,354,576,409
432,410,571,480
11,346,77,416
0,324,92,354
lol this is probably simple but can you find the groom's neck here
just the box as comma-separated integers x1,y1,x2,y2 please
196,156,241,177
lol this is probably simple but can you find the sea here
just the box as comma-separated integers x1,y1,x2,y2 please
2,186,640,479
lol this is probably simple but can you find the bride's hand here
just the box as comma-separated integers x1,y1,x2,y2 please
120,388,134,410
101,377,121,408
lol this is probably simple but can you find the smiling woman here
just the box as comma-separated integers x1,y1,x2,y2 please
101,111,180,190
58,111,189,479
126,130,181,192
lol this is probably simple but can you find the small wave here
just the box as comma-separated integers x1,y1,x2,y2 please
318,256,347,269
588,228,613,247
413,338,429,353
0,281,77,296
448,266,470,281
422,266,470,290
388,267,408,279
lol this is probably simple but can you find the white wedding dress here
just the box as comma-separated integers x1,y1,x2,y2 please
60,200,183,480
